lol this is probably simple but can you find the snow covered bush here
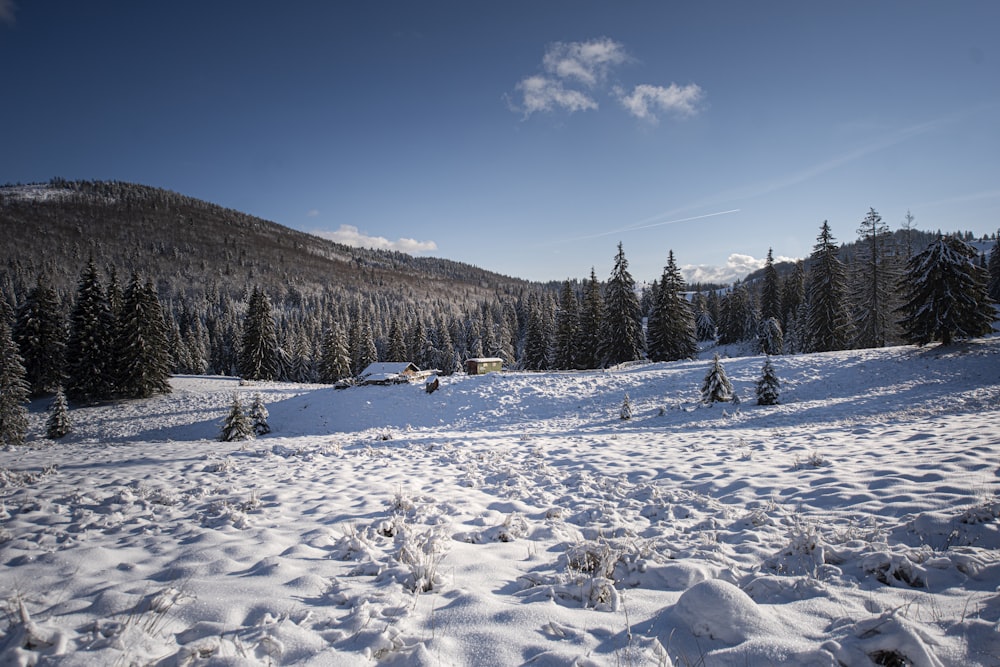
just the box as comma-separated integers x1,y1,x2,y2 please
220,393,255,442
619,392,633,420
700,354,733,404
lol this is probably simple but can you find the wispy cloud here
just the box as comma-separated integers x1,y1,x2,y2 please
312,225,437,255
0,0,16,25
510,37,704,121
306,209,320,218
566,209,740,243
616,83,704,122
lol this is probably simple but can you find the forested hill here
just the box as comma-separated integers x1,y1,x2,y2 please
0,179,531,302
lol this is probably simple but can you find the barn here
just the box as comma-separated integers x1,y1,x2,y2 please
465,357,503,375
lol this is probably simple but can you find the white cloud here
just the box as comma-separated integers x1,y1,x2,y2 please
617,83,705,121
510,36,704,122
0,0,16,24
514,75,598,117
541,37,629,87
312,224,437,255
681,253,768,285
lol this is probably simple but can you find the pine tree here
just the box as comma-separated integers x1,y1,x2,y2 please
620,393,633,420
46,386,71,439
757,316,784,355
760,248,782,322
988,232,1000,304
598,243,644,367
553,281,579,370
700,354,734,405
0,318,30,446
755,356,780,405
318,321,352,383
897,235,994,346
250,392,270,435
387,318,407,361
576,268,603,369
695,307,717,342
522,293,552,370
14,274,66,396
647,251,698,361
851,208,898,349
115,275,172,398
239,287,279,381
220,393,255,442
65,260,116,402
805,221,853,352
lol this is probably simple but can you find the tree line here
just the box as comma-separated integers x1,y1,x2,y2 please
1,207,998,446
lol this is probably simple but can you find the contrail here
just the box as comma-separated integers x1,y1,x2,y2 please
570,208,741,242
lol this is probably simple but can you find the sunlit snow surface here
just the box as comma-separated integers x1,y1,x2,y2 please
2,339,999,665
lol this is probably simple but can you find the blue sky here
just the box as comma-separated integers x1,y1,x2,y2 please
2,2,998,284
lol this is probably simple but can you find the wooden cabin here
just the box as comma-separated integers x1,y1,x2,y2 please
465,357,503,375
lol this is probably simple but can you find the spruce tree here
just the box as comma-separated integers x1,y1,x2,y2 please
851,208,898,349
14,274,66,396
387,318,407,361
760,248,782,322
988,232,1000,304
700,354,734,405
805,221,853,352
897,235,994,346
65,260,116,402
598,243,644,367
46,386,71,439
115,275,172,398
239,287,279,381
757,317,784,356
522,293,552,370
576,268,603,369
647,251,698,361
221,393,255,442
695,307,717,342
250,392,270,435
318,321,352,382
553,280,579,370
755,356,780,405
0,318,30,446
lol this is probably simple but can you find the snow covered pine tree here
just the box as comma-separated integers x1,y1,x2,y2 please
897,235,994,346
221,393,255,442
701,354,734,405
756,356,780,405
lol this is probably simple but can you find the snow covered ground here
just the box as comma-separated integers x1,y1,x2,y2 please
2,339,999,666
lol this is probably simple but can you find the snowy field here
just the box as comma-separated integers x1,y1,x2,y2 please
2,339,1000,666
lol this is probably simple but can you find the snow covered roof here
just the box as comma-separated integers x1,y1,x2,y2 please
358,362,419,384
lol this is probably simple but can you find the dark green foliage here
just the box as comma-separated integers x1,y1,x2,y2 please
522,293,553,371
14,274,66,396
805,221,853,352
576,269,603,369
221,393,254,442
988,234,1000,303
647,251,698,362
598,243,644,367
701,354,734,404
756,356,780,405
387,318,407,361
318,321,352,383
553,281,579,370
65,260,115,402
239,287,279,381
852,208,899,349
0,318,30,445
46,386,71,439
718,282,758,345
115,274,172,398
897,236,994,346
760,248,782,322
